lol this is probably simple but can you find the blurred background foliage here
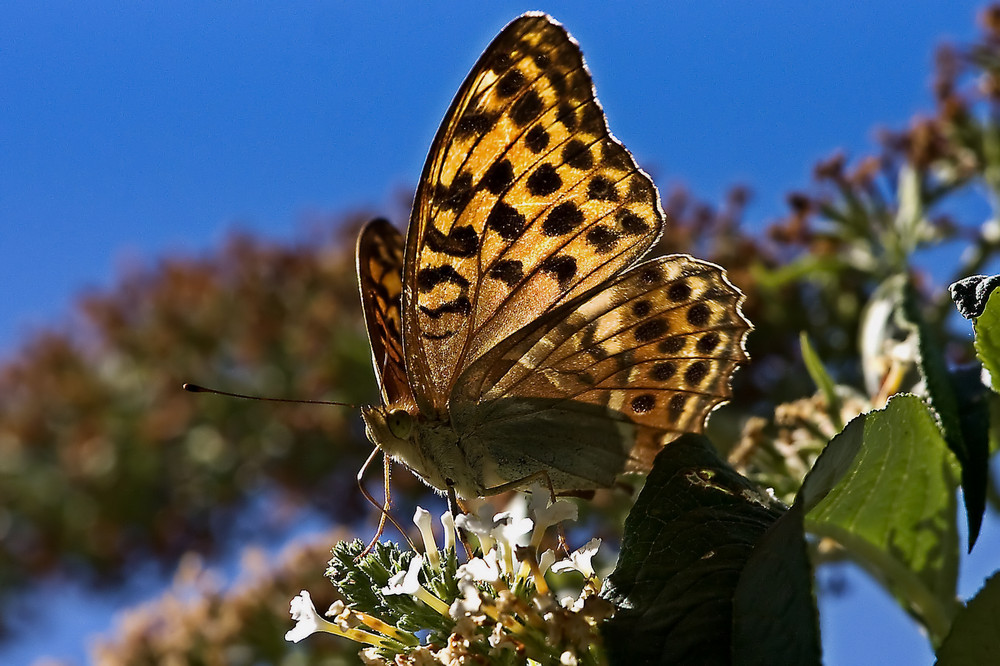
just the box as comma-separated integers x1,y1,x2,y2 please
6,5,1000,664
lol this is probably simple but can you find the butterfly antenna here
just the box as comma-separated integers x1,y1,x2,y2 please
182,383,356,408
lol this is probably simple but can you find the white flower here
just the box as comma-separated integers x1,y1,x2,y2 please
538,549,557,576
285,590,340,643
490,513,534,576
550,538,601,579
560,650,580,665
449,577,483,620
382,554,423,596
530,500,577,549
413,507,440,568
457,549,502,584
441,510,457,553
488,621,519,650
491,513,534,546
325,599,349,627
380,553,452,616
455,504,497,551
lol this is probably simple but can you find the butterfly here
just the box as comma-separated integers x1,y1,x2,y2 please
357,13,751,502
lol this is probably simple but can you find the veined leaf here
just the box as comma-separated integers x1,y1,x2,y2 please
602,434,819,665
806,395,961,644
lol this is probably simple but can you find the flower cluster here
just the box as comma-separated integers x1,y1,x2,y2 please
287,491,612,665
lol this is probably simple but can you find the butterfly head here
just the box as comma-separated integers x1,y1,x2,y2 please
361,405,414,454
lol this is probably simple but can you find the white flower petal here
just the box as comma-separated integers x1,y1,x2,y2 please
491,515,534,547
538,549,557,576
457,550,501,583
449,578,483,619
381,555,424,595
560,650,579,666
413,507,440,567
441,510,457,552
285,590,339,643
454,507,493,537
550,538,601,578
534,499,577,531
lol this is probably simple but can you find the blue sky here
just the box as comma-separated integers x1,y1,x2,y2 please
1,2,987,353
1,2,994,663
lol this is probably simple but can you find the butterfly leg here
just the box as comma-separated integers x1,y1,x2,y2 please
446,481,476,558
356,446,414,558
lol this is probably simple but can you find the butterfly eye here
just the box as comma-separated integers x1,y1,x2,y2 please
387,409,413,439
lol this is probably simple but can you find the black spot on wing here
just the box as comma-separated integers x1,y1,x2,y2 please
489,260,523,288
687,303,711,327
425,225,479,258
580,104,606,135
587,176,618,201
626,177,655,203
651,361,677,381
547,69,567,96
704,286,730,302
486,203,527,241
526,164,562,197
510,90,544,126
488,51,514,74
634,318,668,343
631,394,655,414
558,102,577,130
618,209,651,236
601,139,633,170
525,126,550,153
562,139,594,170
668,394,687,421
416,265,470,292
697,332,721,353
668,281,692,302
422,329,457,341
639,265,662,285
585,225,620,253
435,172,474,212
455,112,495,138
684,361,709,386
419,296,472,320
542,202,584,236
659,337,685,354
586,344,608,361
496,69,525,97
480,159,514,195
539,254,577,291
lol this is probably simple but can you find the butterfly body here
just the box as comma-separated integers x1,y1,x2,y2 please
357,14,751,500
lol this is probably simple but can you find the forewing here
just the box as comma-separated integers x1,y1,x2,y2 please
454,254,751,476
403,13,663,412
357,218,414,408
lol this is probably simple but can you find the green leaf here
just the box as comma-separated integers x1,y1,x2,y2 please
935,572,1000,664
795,405,867,515
806,395,962,644
601,434,818,665
973,284,1000,392
800,331,843,431
732,502,820,666
902,278,987,549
